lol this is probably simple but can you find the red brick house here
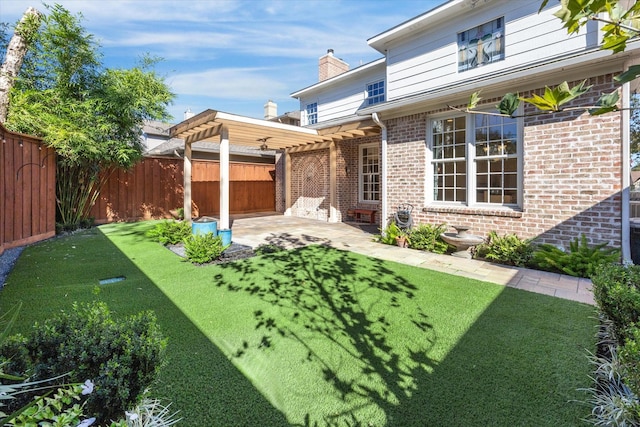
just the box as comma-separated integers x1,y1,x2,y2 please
286,0,640,259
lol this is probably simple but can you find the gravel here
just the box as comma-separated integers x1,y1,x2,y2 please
0,246,25,288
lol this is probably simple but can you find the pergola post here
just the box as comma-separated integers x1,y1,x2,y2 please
284,149,292,216
220,126,230,229
329,141,337,222
183,141,192,222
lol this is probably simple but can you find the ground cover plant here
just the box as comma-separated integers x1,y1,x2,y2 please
531,235,620,279
407,223,449,254
474,231,535,267
0,301,166,423
0,221,597,426
146,220,191,245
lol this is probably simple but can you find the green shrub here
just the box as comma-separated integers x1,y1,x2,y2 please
531,235,620,278
407,223,449,254
474,231,534,267
0,302,167,424
620,325,640,398
146,220,191,245
375,222,407,246
588,264,640,425
591,263,640,343
183,232,225,264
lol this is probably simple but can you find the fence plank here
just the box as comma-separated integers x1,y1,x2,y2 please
0,125,56,254
91,157,275,223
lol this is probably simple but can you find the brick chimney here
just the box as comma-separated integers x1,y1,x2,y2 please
318,49,349,82
264,100,277,120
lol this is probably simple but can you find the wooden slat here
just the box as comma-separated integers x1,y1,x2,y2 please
0,126,55,252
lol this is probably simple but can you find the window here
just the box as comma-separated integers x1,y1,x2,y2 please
360,143,380,202
458,17,504,72
366,80,385,105
431,116,467,203
429,111,520,206
306,102,318,125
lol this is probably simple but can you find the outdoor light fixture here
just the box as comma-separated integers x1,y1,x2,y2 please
18,139,23,147
0,132,5,143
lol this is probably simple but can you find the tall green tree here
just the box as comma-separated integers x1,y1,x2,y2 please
2,4,174,227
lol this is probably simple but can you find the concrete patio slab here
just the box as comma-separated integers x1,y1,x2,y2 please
229,213,595,305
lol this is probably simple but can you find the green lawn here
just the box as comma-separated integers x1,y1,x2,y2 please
1,221,596,426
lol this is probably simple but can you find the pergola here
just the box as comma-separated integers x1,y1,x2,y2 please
169,109,381,230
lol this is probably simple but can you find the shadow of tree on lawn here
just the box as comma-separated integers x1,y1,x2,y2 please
214,239,438,426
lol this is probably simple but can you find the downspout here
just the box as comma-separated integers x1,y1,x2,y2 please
372,112,388,230
621,78,631,262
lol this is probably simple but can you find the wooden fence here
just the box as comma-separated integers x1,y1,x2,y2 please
0,124,57,255
91,157,276,223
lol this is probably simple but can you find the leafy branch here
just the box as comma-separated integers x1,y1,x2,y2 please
455,80,621,118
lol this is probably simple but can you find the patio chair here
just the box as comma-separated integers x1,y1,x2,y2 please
394,203,414,230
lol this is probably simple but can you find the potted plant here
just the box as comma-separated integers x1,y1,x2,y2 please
395,228,410,248
376,221,411,248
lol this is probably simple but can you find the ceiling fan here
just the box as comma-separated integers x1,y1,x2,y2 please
257,136,271,151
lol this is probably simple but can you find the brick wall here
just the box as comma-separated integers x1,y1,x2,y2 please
287,136,382,223
386,73,622,247
290,150,331,220
336,136,381,222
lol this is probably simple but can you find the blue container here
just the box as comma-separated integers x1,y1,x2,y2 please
192,217,217,236
218,229,232,246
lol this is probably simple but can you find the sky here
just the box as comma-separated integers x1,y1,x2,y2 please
1,0,443,124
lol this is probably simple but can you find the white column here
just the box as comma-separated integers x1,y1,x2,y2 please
329,141,337,222
220,126,230,229
372,113,388,229
183,141,192,222
284,149,292,216
621,77,631,262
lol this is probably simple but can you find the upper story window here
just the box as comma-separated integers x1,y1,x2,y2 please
366,80,385,105
429,110,521,207
360,143,380,202
457,17,504,72
306,102,318,125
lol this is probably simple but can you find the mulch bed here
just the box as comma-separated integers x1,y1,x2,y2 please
166,242,255,265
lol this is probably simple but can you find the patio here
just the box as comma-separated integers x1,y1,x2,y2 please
228,213,595,305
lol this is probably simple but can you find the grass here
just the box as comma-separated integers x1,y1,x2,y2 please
1,221,597,426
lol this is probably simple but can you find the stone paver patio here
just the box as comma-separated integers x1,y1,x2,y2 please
227,213,594,305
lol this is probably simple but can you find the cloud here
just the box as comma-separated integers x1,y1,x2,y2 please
169,67,289,100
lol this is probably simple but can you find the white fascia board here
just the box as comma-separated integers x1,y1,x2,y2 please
305,114,367,130
290,58,386,99
214,111,318,136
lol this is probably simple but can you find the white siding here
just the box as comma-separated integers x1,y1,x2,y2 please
299,65,386,124
386,1,598,100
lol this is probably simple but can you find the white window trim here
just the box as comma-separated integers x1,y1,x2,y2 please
425,108,523,208
359,142,380,204
305,101,318,126
365,79,385,106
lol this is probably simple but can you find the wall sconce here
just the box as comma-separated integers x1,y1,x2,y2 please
38,142,42,150
0,132,5,143
18,139,23,147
